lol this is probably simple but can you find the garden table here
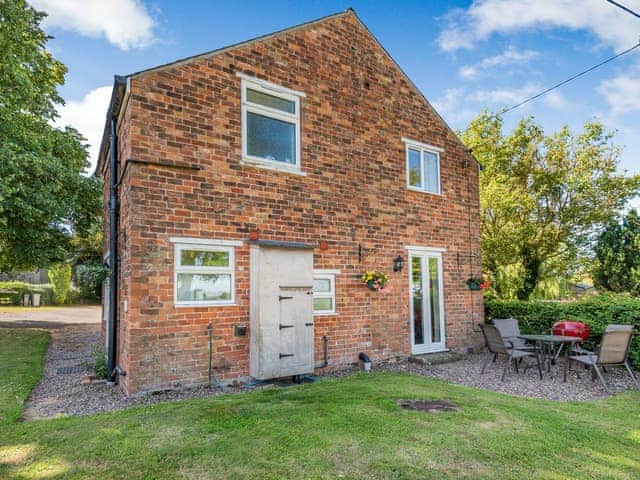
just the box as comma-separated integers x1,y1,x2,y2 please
518,334,582,382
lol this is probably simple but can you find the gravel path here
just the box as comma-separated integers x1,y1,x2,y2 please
23,325,640,419
378,354,640,401
23,324,249,419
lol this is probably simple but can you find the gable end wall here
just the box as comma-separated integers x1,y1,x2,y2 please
113,12,483,394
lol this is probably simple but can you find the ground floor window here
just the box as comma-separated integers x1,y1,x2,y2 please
170,239,240,307
313,270,338,315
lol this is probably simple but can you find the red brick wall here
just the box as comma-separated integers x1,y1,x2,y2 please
108,11,483,394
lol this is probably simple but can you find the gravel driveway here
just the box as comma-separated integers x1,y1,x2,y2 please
0,306,100,328
22,325,640,419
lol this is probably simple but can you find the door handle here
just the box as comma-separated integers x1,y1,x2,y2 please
279,353,294,359
279,295,293,301
305,322,314,327
279,324,294,330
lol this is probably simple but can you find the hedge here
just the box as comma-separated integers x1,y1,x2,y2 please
485,294,640,369
0,282,54,306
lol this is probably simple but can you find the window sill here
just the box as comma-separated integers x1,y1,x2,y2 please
313,311,338,316
240,157,306,176
407,186,443,196
174,302,236,308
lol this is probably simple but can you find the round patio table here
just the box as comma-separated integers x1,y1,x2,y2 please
518,334,582,382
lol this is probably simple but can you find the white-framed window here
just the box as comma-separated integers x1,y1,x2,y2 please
238,73,304,173
172,240,238,307
403,138,442,195
312,270,338,315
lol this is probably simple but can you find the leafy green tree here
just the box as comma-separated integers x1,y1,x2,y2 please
0,0,102,271
48,263,71,304
461,111,640,300
592,210,640,295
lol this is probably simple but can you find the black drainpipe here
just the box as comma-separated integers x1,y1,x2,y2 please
106,113,119,383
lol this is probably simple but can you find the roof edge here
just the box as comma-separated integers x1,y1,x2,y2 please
126,9,354,80
94,75,128,178
345,12,480,168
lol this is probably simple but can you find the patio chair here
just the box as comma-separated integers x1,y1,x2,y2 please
569,324,640,394
493,318,536,351
479,323,543,381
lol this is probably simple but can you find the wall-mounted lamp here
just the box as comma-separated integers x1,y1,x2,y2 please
393,255,405,272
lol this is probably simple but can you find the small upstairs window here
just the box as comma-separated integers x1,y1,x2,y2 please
239,73,304,172
403,138,442,195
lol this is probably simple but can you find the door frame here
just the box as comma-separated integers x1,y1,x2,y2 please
406,246,446,354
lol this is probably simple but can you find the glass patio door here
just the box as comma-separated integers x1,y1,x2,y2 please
409,250,445,354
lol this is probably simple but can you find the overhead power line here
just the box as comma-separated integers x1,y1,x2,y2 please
497,41,640,116
606,0,640,19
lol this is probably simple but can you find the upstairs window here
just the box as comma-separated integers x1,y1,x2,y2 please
403,138,442,195
239,73,304,172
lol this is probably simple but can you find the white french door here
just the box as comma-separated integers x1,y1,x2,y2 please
408,248,445,354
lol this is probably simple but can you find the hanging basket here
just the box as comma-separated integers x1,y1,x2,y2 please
467,281,482,291
466,277,487,291
361,271,388,292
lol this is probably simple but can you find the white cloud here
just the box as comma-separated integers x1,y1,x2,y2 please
55,86,112,173
471,83,568,111
599,70,640,116
459,46,539,80
30,0,156,50
433,84,568,128
439,0,639,53
431,88,478,126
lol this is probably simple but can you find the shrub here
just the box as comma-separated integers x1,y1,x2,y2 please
75,262,109,302
92,345,108,379
65,285,83,305
48,264,72,305
0,281,54,305
485,294,640,369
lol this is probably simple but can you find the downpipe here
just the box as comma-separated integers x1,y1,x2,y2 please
106,113,119,384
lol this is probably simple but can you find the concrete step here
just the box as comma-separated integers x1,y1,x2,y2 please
408,351,464,366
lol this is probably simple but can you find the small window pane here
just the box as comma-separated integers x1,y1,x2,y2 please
411,256,424,345
313,278,331,293
408,148,422,187
247,112,296,164
247,89,295,114
313,297,333,312
177,273,231,302
429,257,441,343
423,151,439,193
180,250,229,267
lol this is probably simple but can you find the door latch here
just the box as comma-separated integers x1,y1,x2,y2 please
279,353,294,359
279,295,293,301
279,324,294,330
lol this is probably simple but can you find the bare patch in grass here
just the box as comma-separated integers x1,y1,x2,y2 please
396,399,459,412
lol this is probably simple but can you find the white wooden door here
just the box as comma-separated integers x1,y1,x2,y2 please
250,246,314,379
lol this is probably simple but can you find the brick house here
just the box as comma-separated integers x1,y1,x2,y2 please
96,9,483,395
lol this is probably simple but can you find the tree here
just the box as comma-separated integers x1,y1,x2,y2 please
592,210,640,295
460,111,640,300
0,0,102,272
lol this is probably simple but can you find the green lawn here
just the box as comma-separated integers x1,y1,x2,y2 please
1,329,640,479
0,328,49,424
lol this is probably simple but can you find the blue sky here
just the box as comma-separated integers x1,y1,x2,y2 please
32,0,640,206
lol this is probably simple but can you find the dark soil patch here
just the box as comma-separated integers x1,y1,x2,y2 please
396,399,459,412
